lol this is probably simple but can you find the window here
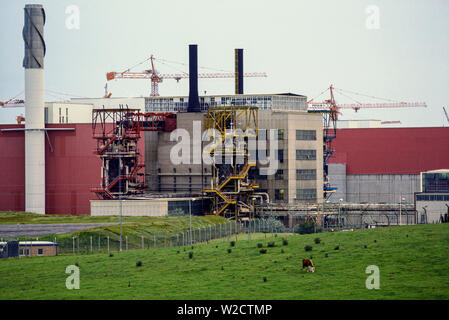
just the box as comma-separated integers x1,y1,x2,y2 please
59,108,62,123
297,169,316,180
416,194,449,201
277,129,284,140
38,248,44,256
296,150,316,160
296,130,316,140
275,169,284,180
44,107,48,124
19,249,30,257
296,189,317,200
66,108,69,123
275,189,285,200
276,149,284,163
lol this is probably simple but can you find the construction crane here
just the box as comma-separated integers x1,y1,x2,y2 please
444,107,449,125
0,99,24,108
308,85,427,113
106,55,267,96
307,84,427,200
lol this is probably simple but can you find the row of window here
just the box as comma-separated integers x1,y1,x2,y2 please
258,130,317,141
257,169,317,181
274,188,317,200
145,95,308,112
416,194,449,201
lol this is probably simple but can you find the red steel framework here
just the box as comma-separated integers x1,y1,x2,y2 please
91,106,176,199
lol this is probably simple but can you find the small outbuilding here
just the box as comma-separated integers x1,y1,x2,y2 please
0,241,58,258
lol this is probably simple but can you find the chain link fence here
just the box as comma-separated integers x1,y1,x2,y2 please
0,218,293,256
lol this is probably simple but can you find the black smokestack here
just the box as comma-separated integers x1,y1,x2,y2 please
235,48,243,94
187,44,201,112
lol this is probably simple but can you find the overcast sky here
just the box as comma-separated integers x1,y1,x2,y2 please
1,0,448,126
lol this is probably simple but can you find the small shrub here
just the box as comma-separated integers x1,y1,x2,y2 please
176,250,180,254
304,245,313,252
373,240,377,243
267,242,275,248
281,249,285,254
364,245,367,249
136,261,142,267
230,241,235,247
227,248,232,254
191,246,194,249
221,266,224,270
259,249,267,254
216,245,218,248
314,237,321,244
257,243,263,248
334,245,340,250
275,234,278,238
75,262,79,267
309,255,313,259
294,221,323,235
109,253,113,257
282,239,288,246
263,276,267,282
189,252,194,259
324,253,328,258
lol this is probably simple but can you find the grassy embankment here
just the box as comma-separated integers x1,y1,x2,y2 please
1,223,448,299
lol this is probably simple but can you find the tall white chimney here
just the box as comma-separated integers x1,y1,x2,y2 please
23,4,46,214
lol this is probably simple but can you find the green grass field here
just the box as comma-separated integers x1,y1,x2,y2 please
1,223,448,300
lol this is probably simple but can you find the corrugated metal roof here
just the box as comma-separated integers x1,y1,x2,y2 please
329,127,449,174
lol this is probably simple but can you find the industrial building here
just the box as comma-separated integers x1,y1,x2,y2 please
0,4,448,223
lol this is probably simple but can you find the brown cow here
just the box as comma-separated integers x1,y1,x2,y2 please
302,258,315,273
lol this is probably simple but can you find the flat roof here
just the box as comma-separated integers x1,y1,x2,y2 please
0,241,57,246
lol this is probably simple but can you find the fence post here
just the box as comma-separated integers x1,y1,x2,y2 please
154,234,156,248
77,237,80,254
98,235,101,252
107,236,110,253
90,236,93,253
126,236,128,251
72,237,75,254
142,235,144,250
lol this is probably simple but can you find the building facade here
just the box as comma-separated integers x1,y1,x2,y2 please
328,127,449,204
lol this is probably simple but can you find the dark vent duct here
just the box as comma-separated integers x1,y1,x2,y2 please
235,49,243,94
187,44,201,112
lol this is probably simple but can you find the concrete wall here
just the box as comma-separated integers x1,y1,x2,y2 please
328,171,420,203
328,163,346,201
416,199,449,224
45,102,93,124
90,199,168,217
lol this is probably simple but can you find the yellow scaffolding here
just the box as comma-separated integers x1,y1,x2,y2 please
203,106,259,220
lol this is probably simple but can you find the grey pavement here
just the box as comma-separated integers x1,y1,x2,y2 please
0,223,128,238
